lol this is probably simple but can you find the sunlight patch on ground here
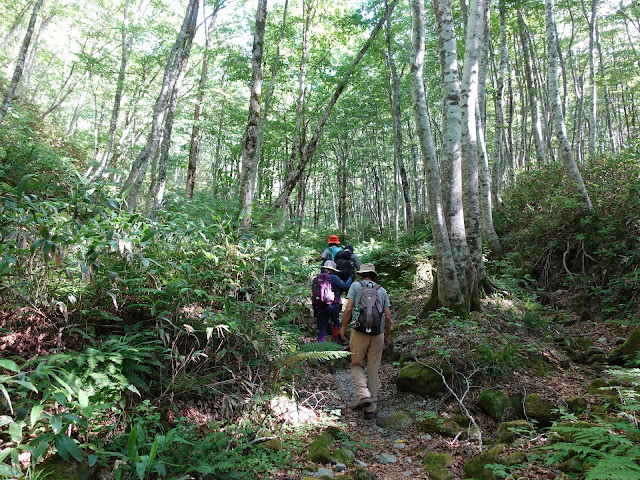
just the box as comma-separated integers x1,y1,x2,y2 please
270,395,321,427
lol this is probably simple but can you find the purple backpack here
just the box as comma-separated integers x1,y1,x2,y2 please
312,273,335,308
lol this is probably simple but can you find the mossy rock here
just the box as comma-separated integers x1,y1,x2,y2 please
423,452,454,480
550,421,597,442
35,455,98,480
478,389,506,421
307,433,332,464
335,476,351,480
524,394,558,428
503,451,527,467
496,420,534,444
463,444,506,480
609,326,640,360
588,378,618,395
566,396,588,413
261,438,282,450
503,395,525,420
324,425,344,439
332,447,355,466
453,413,471,427
375,411,414,431
558,456,584,473
396,362,450,396
353,466,376,480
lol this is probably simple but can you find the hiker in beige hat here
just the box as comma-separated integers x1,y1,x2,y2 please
339,263,392,420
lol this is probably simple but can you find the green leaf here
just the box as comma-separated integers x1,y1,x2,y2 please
88,453,98,466
49,415,63,434
13,380,38,393
0,359,19,372
126,426,138,459
78,389,89,409
31,433,53,462
136,458,148,478
9,421,23,443
30,404,44,427
0,385,13,414
0,462,21,477
0,415,13,427
54,433,82,462
54,392,67,406
154,461,167,477
16,174,34,198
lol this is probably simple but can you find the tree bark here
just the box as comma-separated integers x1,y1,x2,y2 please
409,0,464,313
238,0,267,230
0,0,45,128
545,0,593,212
122,0,199,211
385,0,413,233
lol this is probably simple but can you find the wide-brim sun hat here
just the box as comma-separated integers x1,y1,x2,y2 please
357,263,377,275
322,260,339,272
328,234,340,244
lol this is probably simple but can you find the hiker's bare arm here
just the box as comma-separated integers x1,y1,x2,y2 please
340,298,354,340
383,306,392,349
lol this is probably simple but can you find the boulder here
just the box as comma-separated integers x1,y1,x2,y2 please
566,396,588,413
353,467,376,480
463,444,506,480
396,362,449,396
609,326,640,362
423,452,454,480
524,394,558,428
307,433,332,464
332,447,355,467
478,389,506,421
35,455,98,480
375,411,414,431
496,420,534,444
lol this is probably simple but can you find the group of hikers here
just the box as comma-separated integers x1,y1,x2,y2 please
311,234,393,420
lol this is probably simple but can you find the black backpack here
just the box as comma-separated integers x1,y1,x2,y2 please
334,250,354,282
354,281,383,335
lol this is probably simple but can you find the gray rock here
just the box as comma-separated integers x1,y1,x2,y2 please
404,457,413,464
348,422,358,426
393,440,407,449
379,453,398,464
597,337,608,345
335,463,346,472
315,467,334,478
354,460,368,468
403,471,413,477
421,434,433,441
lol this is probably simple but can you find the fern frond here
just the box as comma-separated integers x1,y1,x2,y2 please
586,456,640,480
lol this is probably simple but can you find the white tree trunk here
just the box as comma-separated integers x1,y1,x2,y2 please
409,0,464,312
545,0,593,212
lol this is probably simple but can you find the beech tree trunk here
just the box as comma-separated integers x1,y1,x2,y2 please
460,0,488,310
0,0,45,128
409,0,464,313
385,0,413,233
545,0,593,212
122,0,199,212
238,0,267,230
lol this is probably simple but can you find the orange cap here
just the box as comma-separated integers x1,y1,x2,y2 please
328,234,340,244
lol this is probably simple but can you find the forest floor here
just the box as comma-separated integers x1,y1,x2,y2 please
281,289,636,480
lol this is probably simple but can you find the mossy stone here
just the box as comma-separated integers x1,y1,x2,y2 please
375,411,414,431
332,447,355,467
463,444,506,480
504,395,525,420
588,378,616,395
503,451,527,467
566,396,588,413
261,438,282,450
423,452,454,480
478,389,506,421
558,456,584,473
496,420,534,443
307,433,332,464
612,326,640,358
524,394,558,428
335,476,351,480
396,362,449,396
453,413,471,427
419,417,462,437
324,425,343,439
353,466,376,480
35,456,97,480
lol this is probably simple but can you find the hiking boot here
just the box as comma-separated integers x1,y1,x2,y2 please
351,397,372,411
363,410,376,420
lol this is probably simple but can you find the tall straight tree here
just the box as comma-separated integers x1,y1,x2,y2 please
0,0,45,128
433,0,470,305
121,0,199,212
460,0,488,309
238,0,267,230
384,0,413,233
272,0,399,217
409,0,465,313
544,0,593,212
